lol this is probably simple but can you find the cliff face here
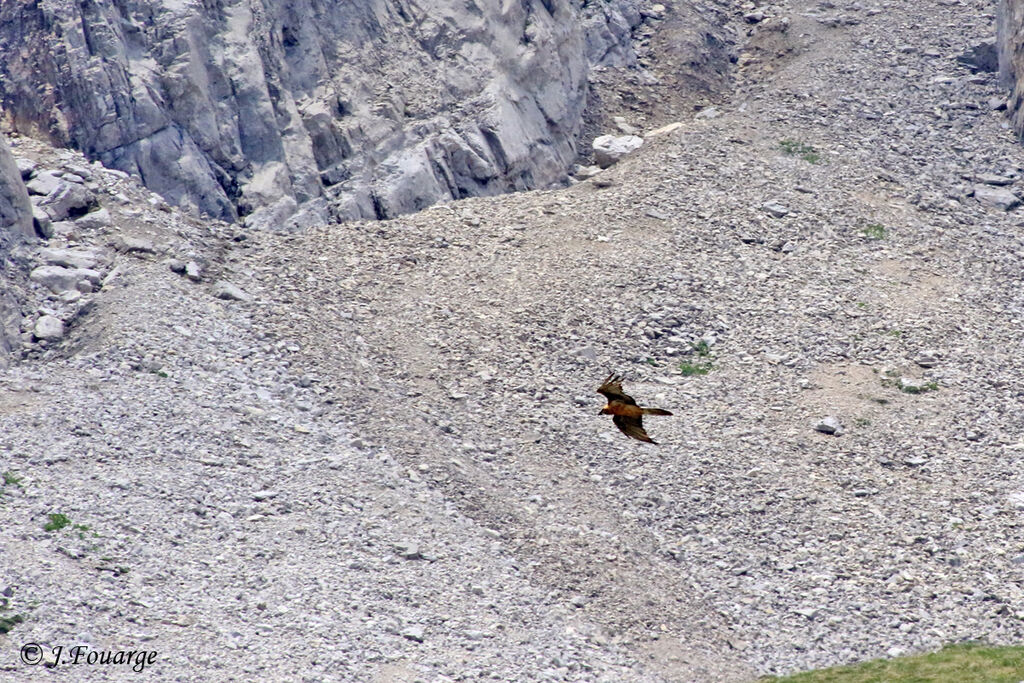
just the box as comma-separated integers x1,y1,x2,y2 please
0,134,32,366
0,0,597,227
1000,0,1024,132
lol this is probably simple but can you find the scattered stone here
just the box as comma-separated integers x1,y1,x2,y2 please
645,121,684,138
612,116,639,135
31,205,52,238
956,40,997,73
762,201,789,218
185,261,203,281
977,173,1015,186
592,134,644,168
167,259,186,274
74,207,112,230
212,281,253,302
573,164,602,179
25,171,62,196
38,247,108,270
33,315,64,341
401,625,425,643
973,185,1020,211
395,541,422,560
39,181,95,221
15,157,36,179
570,595,587,608
29,265,101,293
914,350,940,368
112,236,158,254
814,416,844,436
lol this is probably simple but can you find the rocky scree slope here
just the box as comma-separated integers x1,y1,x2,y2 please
3,0,1024,681
0,0,731,230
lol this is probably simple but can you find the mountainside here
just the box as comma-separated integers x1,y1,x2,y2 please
2,0,1024,681
0,0,730,230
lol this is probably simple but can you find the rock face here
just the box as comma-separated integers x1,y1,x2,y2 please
0,134,33,366
999,0,1024,133
0,0,615,226
0,134,34,240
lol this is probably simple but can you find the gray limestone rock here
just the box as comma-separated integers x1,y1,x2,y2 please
0,135,34,240
38,247,110,270
974,185,1020,210
29,265,101,293
592,134,644,168
74,207,112,230
25,171,63,197
33,314,65,341
814,416,844,436
0,0,607,225
39,182,96,222
213,281,253,302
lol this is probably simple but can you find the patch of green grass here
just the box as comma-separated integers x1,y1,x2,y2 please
779,139,821,163
0,613,23,634
44,513,72,532
679,361,712,376
761,642,1024,682
679,340,714,376
2,472,21,488
691,340,712,357
900,380,939,395
861,223,888,239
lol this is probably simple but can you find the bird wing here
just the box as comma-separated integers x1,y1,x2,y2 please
597,373,637,405
613,414,656,444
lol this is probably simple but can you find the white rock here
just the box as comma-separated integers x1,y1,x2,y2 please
974,185,1019,210
592,134,644,168
33,315,64,341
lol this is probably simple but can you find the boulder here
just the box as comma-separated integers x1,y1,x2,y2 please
592,134,645,168
974,185,1020,210
29,265,102,293
33,314,64,341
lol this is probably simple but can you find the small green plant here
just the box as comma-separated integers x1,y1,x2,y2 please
861,223,887,239
44,513,71,532
900,380,939,395
679,340,714,376
2,472,22,488
679,361,711,376
0,592,23,635
855,301,867,309
853,417,871,427
779,139,821,163
156,370,169,378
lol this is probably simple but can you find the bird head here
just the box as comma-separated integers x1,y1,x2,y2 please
599,405,611,415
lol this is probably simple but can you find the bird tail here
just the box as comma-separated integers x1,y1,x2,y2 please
642,408,673,416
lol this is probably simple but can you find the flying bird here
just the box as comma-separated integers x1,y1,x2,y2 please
597,373,673,444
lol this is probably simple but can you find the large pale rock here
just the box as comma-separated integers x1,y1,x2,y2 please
592,134,644,168
0,135,33,240
39,182,96,221
30,265,102,293
974,184,1020,210
33,314,65,341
